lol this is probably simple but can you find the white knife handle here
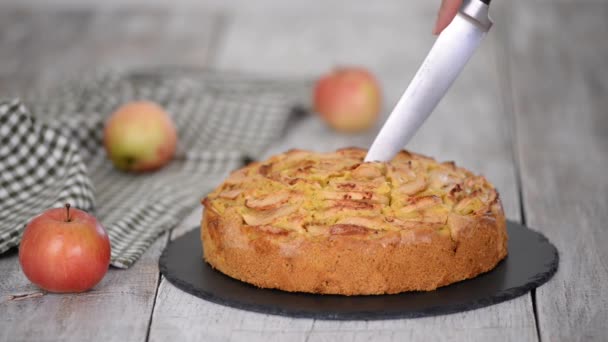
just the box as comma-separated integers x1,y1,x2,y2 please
364,0,492,162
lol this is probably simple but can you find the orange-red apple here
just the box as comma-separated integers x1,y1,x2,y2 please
314,67,382,133
19,204,111,293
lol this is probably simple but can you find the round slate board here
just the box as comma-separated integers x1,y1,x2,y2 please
159,221,558,320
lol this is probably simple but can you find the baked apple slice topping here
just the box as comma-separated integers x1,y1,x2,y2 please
350,163,384,180
319,190,389,204
241,191,303,226
245,191,290,211
329,224,376,236
335,216,393,231
218,188,243,200
242,204,298,226
209,149,501,240
400,195,442,212
395,174,427,196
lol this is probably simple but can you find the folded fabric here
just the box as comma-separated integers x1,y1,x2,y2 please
0,69,310,268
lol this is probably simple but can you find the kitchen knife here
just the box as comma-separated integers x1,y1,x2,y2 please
365,0,493,162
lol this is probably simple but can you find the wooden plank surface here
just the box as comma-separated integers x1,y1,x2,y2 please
148,4,538,341
506,2,608,341
0,237,167,342
0,9,220,342
2,1,604,340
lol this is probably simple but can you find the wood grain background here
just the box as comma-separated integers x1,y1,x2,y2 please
0,0,606,341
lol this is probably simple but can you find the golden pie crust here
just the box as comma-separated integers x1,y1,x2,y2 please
201,148,507,295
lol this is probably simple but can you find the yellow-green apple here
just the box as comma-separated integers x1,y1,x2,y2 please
314,67,382,132
19,204,111,293
104,101,178,172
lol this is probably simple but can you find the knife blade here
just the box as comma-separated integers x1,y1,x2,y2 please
364,0,493,162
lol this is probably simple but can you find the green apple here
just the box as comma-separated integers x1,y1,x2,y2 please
103,101,178,172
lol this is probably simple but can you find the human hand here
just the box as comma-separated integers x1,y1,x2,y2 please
433,0,462,35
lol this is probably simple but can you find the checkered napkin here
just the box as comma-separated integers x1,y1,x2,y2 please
0,69,310,268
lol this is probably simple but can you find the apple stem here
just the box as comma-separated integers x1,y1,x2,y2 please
65,203,72,222
125,156,135,167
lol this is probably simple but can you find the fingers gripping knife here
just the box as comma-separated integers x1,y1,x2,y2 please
365,0,493,162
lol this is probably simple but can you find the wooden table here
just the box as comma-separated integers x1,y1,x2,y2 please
1,1,606,341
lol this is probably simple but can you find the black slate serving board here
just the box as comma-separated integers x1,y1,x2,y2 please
159,221,558,320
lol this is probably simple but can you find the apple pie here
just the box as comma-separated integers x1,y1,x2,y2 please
201,148,507,295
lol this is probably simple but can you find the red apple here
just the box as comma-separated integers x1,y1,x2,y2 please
19,204,111,293
104,101,178,172
314,67,382,132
